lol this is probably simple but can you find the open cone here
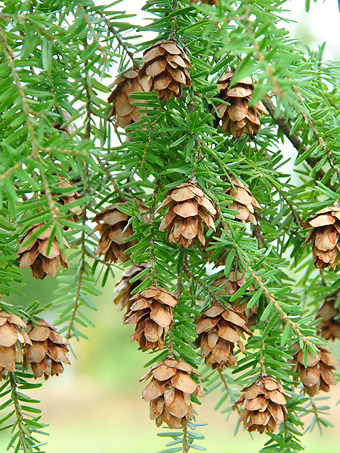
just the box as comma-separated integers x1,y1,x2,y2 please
226,178,261,225
53,179,82,224
317,295,340,341
114,263,150,312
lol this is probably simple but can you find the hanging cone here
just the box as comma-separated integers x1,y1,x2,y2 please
317,295,340,341
158,181,216,248
24,320,70,379
140,41,192,101
226,178,261,225
235,375,288,433
94,202,138,263
18,224,69,279
292,344,339,396
0,310,31,377
124,286,178,350
108,68,151,129
305,206,340,270
141,358,200,428
195,304,251,368
113,263,150,312
54,179,82,224
216,70,268,139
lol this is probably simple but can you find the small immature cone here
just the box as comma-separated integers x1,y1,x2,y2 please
292,345,339,396
226,178,261,225
108,68,150,129
317,295,340,341
0,311,31,377
140,41,192,101
195,304,251,368
54,180,82,224
159,182,216,248
235,375,288,434
24,321,70,379
305,206,340,270
217,71,268,139
113,263,150,312
19,224,69,279
124,286,178,350
141,358,200,428
93,202,136,263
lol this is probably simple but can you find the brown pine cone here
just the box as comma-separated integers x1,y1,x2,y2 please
159,182,216,248
226,178,261,225
305,206,340,270
93,202,137,263
24,321,70,379
124,286,178,350
217,71,268,139
54,180,82,224
317,295,340,341
19,224,69,279
195,304,251,368
108,68,150,129
141,358,200,428
0,311,31,377
113,263,150,312
235,375,288,434
140,41,192,101
292,345,339,396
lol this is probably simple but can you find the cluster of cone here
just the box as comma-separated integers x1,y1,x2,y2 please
235,376,288,433
317,295,340,341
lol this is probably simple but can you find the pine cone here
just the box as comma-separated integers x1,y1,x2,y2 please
305,206,340,270
93,202,137,263
108,68,150,129
19,224,69,279
195,304,251,368
226,178,261,225
141,358,200,428
54,180,82,224
0,311,31,376
140,41,192,101
235,375,288,434
217,71,268,139
159,182,216,248
124,285,178,350
292,345,339,396
317,295,340,341
24,321,70,379
113,263,150,312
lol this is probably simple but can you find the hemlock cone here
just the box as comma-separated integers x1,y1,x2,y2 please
24,321,70,379
108,68,151,129
54,180,82,224
195,304,251,368
226,178,261,225
317,295,340,341
217,71,268,139
235,375,288,434
18,224,69,279
158,181,216,248
113,263,150,311
141,358,200,428
0,311,31,376
292,345,339,396
139,40,192,101
124,286,178,350
305,206,340,270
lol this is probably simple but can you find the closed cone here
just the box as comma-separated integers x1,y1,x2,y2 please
114,263,150,312
317,295,340,341
140,41,192,101
305,206,340,270
226,178,261,225
94,202,137,263
0,311,31,377
217,71,267,139
195,304,251,368
235,375,288,434
24,320,70,379
292,344,339,396
54,179,82,224
108,68,150,129
124,285,178,350
159,181,216,248
141,358,200,428
19,224,69,279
